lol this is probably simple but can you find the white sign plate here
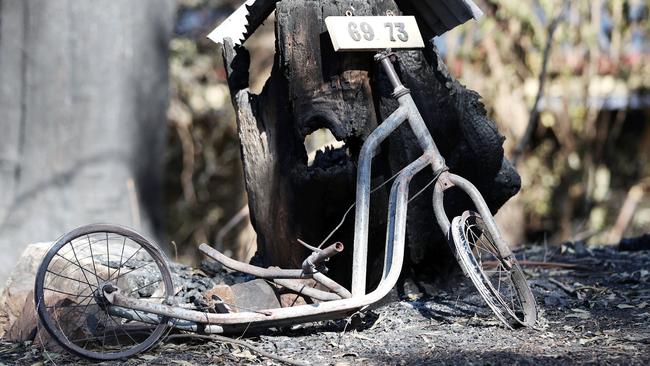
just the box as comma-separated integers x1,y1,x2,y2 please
325,16,425,52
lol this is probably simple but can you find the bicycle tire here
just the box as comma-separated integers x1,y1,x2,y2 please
450,211,537,328
34,224,174,360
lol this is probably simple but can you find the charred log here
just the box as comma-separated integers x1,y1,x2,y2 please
222,0,520,289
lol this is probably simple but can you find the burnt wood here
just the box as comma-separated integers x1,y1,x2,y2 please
223,0,520,288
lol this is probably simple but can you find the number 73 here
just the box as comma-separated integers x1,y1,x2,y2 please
385,22,408,42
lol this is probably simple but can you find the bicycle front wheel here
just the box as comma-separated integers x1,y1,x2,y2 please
450,211,537,328
34,224,174,360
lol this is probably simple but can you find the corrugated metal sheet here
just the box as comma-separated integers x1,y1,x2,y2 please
396,0,483,38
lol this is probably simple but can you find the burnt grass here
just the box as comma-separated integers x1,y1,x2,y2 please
2,244,649,365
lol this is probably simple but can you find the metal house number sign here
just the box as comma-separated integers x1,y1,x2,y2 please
325,16,425,51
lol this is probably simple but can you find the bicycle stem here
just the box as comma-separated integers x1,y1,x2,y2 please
350,51,448,296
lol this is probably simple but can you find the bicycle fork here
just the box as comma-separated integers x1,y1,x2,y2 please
351,50,513,297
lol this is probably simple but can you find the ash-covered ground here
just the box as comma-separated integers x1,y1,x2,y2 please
2,243,649,365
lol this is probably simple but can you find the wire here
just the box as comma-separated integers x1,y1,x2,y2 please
316,164,410,249
316,165,448,249
408,167,448,204
296,238,321,253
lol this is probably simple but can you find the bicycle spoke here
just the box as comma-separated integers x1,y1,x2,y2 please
112,260,154,283
109,237,127,282
468,229,485,264
106,232,111,281
106,312,139,345
112,246,144,281
57,252,105,284
44,287,94,299
467,234,494,258
111,317,124,353
37,226,171,359
45,302,92,310
57,235,121,259
100,306,108,354
46,270,98,289
48,251,106,288
44,301,96,334
128,278,162,296
497,268,502,294
87,235,101,287
50,299,95,346
70,334,113,345
67,242,97,289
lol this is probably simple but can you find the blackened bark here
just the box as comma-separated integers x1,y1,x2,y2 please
224,0,520,288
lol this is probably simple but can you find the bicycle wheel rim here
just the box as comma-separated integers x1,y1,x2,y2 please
451,211,537,328
35,224,173,360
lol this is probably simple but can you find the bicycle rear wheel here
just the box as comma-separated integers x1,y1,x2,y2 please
35,224,174,360
450,211,537,328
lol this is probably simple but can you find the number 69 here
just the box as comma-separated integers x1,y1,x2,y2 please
348,22,375,42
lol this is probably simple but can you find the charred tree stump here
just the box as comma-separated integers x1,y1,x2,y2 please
223,0,520,288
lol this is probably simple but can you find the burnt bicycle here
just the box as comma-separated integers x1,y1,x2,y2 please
34,13,537,361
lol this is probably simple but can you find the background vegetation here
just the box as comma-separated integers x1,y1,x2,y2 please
165,0,649,264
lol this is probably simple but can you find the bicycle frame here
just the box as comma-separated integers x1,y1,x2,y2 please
104,50,514,333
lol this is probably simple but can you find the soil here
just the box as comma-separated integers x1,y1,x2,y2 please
1,244,648,365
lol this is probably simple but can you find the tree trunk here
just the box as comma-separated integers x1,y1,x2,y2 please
224,0,520,288
0,0,175,284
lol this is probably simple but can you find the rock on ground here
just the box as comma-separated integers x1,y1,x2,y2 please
0,243,50,341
